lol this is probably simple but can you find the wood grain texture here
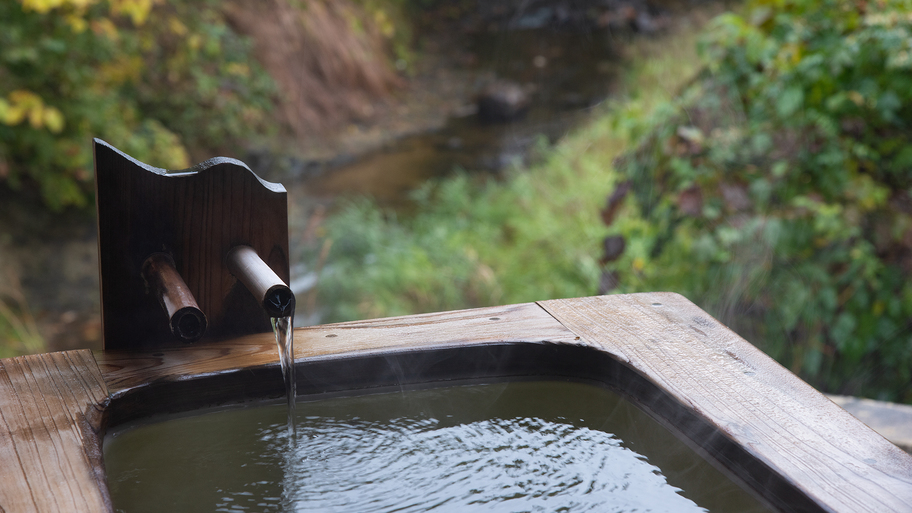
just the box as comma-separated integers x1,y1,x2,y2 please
12,293,905,513
94,139,289,349
539,293,912,513
0,350,110,513
96,302,577,396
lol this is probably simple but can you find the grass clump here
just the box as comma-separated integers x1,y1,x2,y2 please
0,268,43,358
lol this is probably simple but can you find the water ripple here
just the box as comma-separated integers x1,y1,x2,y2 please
276,416,703,513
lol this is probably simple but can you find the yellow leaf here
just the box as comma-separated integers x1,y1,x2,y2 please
90,17,119,40
110,0,156,26
4,90,43,126
28,106,43,129
848,91,865,107
226,62,249,77
43,107,65,133
168,16,188,36
4,105,27,125
8,90,41,106
65,14,88,32
96,55,143,86
20,0,65,14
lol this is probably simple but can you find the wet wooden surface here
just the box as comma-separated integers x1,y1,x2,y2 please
0,350,110,512
828,394,912,453
539,293,912,513
3,294,912,512
97,302,574,395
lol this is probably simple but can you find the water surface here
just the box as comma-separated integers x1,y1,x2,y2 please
105,381,769,512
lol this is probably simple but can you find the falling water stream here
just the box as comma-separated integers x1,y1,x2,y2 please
272,312,296,437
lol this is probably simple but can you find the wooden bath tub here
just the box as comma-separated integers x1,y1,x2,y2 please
2,293,911,512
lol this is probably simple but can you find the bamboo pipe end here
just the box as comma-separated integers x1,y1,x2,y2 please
142,253,208,342
227,245,295,319
170,306,208,342
264,284,295,318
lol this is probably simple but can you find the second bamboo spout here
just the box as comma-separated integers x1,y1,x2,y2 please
226,245,295,318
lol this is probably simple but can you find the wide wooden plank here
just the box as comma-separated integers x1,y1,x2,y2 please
96,302,577,396
538,293,912,513
0,350,110,513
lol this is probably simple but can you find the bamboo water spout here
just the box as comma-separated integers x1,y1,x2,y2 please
94,139,291,348
142,253,208,342
226,245,295,318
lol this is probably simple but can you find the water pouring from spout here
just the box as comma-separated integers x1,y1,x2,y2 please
227,245,297,431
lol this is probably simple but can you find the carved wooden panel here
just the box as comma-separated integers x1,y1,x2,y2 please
94,139,289,349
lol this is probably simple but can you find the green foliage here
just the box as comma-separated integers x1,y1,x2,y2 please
308,1,912,402
312,139,611,321
354,0,415,70
303,28,702,322
0,269,43,358
0,0,275,210
607,0,912,401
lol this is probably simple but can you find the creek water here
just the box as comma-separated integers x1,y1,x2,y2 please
104,381,769,512
293,27,625,208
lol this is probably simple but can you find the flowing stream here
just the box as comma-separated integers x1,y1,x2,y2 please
284,25,626,209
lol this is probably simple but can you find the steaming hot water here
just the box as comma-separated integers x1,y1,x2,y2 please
104,381,769,512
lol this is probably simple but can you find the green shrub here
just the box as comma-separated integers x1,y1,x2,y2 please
607,0,912,401
0,0,274,210
311,142,612,321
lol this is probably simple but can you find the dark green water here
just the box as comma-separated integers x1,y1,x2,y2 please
104,381,769,512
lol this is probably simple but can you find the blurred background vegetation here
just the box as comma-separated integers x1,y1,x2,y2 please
2,0,911,403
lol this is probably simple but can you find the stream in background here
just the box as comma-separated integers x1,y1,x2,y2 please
3,2,680,351
274,21,659,326
289,26,625,207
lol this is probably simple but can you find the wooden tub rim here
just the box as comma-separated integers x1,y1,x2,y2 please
2,293,911,512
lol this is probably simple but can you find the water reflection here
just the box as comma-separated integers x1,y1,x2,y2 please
104,381,769,512
273,416,702,512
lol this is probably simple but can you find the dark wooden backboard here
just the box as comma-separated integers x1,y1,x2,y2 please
93,139,290,349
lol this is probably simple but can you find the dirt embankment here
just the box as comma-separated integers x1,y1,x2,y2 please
225,0,402,139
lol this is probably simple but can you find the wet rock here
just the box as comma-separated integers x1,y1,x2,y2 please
634,10,659,34
511,7,554,29
601,235,626,263
476,80,532,123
